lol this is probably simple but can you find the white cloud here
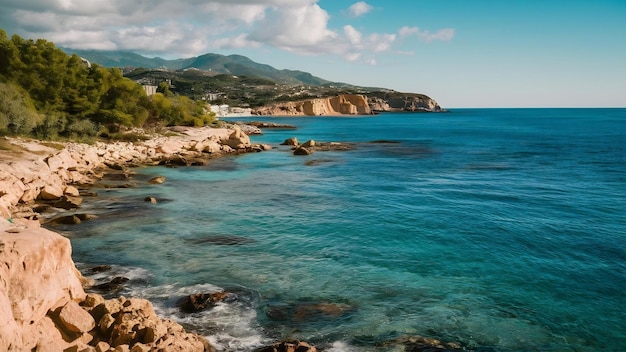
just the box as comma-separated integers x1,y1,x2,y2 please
348,1,373,17
399,26,456,43
0,0,453,65
248,3,339,54
344,25,362,45
367,33,397,52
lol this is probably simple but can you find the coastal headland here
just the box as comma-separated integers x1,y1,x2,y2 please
251,93,443,116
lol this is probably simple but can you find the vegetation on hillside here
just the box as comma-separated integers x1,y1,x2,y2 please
124,68,373,108
0,30,216,140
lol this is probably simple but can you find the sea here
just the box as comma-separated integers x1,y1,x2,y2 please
57,109,626,351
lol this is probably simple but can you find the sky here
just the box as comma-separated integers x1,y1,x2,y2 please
1,0,625,108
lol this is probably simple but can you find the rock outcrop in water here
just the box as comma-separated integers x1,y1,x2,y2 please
251,93,442,116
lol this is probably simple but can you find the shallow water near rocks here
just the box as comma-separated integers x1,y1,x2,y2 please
62,109,626,351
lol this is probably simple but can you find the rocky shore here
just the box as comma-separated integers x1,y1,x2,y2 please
0,125,261,351
1,124,462,351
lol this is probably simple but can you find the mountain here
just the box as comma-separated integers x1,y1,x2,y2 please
63,49,331,86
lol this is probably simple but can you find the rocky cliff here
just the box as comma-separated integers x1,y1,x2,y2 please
252,94,372,116
251,93,442,116
367,91,443,112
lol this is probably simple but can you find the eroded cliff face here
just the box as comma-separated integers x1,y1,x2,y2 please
252,94,372,116
251,93,442,116
367,92,443,112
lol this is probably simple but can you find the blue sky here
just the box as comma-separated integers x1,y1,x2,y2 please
1,0,625,108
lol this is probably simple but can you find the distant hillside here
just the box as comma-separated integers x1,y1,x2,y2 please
64,49,331,86
60,48,442,112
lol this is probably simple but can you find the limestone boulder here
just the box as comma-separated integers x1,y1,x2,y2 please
281,137,299,146
301,140,315,148
0,169,27,205
86,296,212,352
53,195,84,210
156,140,185,155
220,126,251,149
0,218,86,351
56,300,96,333
148,176,166,184
45,149,78,172
293,146,313,156
39,174,65,200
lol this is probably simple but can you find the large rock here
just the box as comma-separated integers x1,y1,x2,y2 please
86,296,213,351
220,126,251,149
0,218,86,351
280,137,299,146
38,174,65,200
176,292,234,313
45,149,78,172
148,176,166,184
56,300,96,333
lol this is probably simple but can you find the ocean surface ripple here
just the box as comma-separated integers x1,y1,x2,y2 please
65,109,626,351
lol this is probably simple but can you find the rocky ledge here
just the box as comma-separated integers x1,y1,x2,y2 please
0,125,262,220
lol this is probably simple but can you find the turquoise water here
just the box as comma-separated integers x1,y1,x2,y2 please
63,109,625,351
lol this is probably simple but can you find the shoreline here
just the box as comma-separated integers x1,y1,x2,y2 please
1,125,463,351
0,126,265,351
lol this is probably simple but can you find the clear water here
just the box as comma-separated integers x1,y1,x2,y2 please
61,109,626,351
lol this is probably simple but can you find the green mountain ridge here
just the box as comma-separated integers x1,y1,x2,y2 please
63,49,334,86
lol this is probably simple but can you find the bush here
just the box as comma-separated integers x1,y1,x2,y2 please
0,82,42,135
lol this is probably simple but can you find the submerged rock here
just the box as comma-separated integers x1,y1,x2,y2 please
144,196,158,204
384,335,463,352
92,276,129,293
148,175,166,184
188,235,255,246
53,195,83,209
255,340,318,352
293,146,313,155
47,213,98,225
265,301,353,323
177,292,236,313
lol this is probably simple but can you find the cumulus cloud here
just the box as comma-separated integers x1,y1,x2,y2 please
0,0,453,64
344,25,362,45
248,3,339,54
399,26,456,42
348,1,373,17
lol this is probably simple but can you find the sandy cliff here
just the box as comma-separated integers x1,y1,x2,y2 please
251,93,442,116
252,94,372,116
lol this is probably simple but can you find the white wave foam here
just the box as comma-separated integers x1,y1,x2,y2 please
130,283,269,352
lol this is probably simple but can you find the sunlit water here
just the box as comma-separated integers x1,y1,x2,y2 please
57,109,626,351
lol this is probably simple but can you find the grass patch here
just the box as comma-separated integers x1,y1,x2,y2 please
40,141,65,150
